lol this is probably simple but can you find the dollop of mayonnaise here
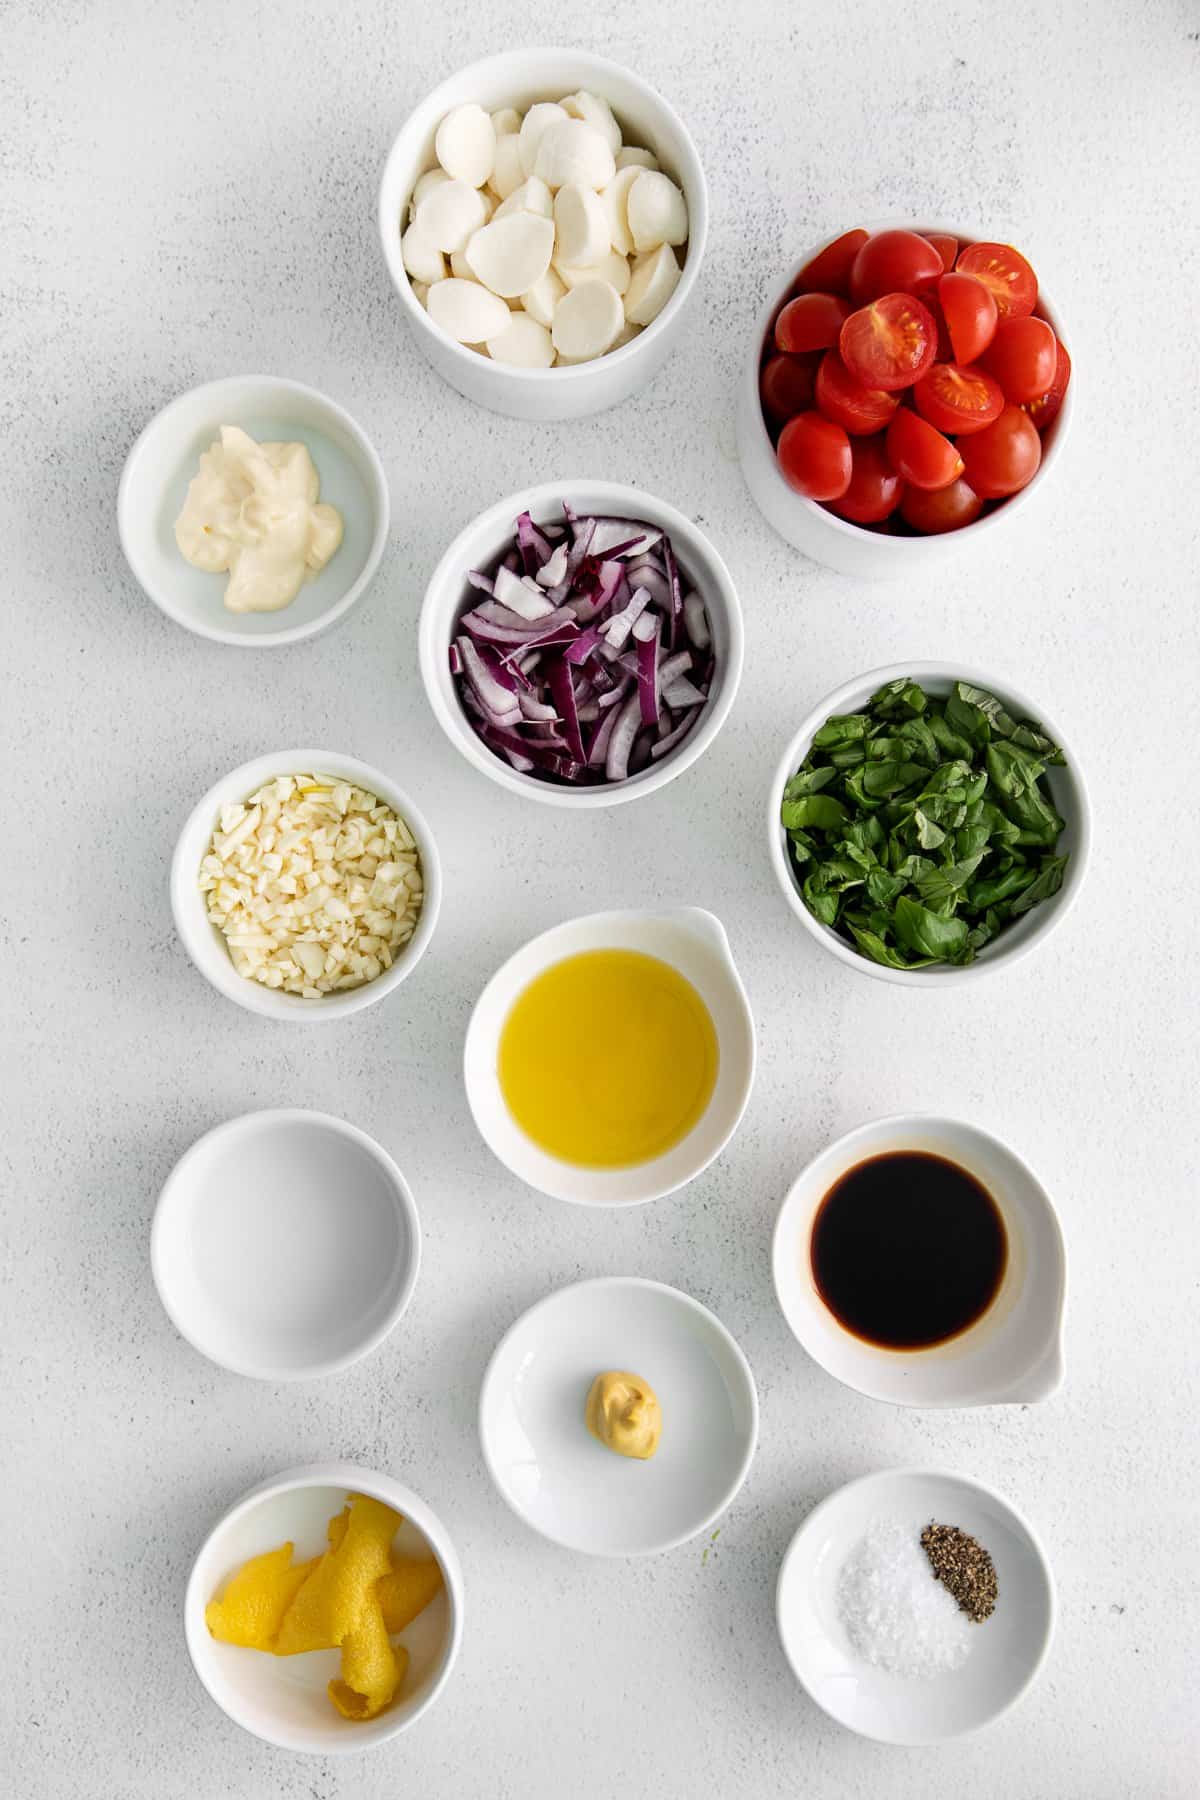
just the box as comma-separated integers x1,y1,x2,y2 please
585,1370,663,1460
174,425,344,614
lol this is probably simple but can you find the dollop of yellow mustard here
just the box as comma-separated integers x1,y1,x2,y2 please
585,1370,662,1460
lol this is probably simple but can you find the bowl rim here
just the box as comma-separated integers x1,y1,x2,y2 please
742,220,1074,552
766,660,1092,985
775,1464,1057,1744
770,1110,1068,1407
169,747,443,1021
377,46,709,386
183,1460,464,1754
418,478,744,809
117,374,391,647
478,1274,760,1556
151,1108,423,1380
461,905,757,1205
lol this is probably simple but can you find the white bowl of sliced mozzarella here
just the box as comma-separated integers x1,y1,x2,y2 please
419,481,743,807
379,49,708,419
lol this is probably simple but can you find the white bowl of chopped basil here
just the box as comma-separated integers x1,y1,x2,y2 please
768,664,1091,982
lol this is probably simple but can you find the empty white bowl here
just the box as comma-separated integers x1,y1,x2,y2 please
419,481,743,808
768,662,1090,985
479,1277,758,1556
378,49,708,421
773,1115,1067,1407
152,1110,421,1380
185,1462,463,1753
736,224,1073,578
171,748,442,1021
118,376,389,644
777,1467,1055,1744
463,907,755,1205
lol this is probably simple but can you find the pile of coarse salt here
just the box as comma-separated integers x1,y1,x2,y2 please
837,1518,971,1678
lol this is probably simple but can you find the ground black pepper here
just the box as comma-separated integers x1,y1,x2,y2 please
920,1522,998,1623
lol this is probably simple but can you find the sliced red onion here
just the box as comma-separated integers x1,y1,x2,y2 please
451,502,717,786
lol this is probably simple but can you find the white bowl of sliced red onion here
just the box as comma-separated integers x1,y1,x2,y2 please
418,481,743,806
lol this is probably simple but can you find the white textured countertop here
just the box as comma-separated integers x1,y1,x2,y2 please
3,2,1198,1795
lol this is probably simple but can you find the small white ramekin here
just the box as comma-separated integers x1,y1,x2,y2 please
118,376,390,645
767,662,1090,985
736,223,1073,578
171,749,441,1021
418,480,742,808
378,49,708,421
185,1463,463,1754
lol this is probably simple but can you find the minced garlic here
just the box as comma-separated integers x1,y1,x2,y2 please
199,774,423,998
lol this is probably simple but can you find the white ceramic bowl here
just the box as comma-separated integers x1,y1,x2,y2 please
419,481,743,808
152,1110,421,1380
768,661,1090,985
736,224,1073,577
479,1277,758,1556
171,749,442,1021
378,49,708,421
777,1467,1055,1744
773,1115,1066,1407
464,907,755,1205
185,1462,463,1753
118,376,389,644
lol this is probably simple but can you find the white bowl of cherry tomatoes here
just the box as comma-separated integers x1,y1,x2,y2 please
735,224,1072,578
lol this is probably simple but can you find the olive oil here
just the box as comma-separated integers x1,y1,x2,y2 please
498,949,719,1168
810,1151,1007,1350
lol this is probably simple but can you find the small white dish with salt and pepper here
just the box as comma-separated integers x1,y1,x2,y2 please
777,1467,1055,1745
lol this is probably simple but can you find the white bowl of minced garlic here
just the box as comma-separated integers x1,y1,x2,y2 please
171,750,441,1020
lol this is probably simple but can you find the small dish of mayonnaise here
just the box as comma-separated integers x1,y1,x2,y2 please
118,376,389,646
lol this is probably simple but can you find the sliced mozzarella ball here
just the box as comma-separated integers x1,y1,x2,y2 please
466,211,555,297
427,277,511,343
489,132,525,200
401,226,446,284
616,145,659,172
556,249,630,295
560,90,623,155
518,102,568,176
626,170,688,253
551,278,624,362
610,320,641,350
411,280,429,308
623,243,681,326
534,119,615,191
415,178,489,254
521,266,567,327
435,104,496,188
486,312,555,368
600,166,641,256
494,175,553,220
553,183,610,268
491,106,522,137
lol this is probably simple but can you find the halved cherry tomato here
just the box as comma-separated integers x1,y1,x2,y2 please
760,352,817,425
1023,339,1072,431
849,230,943,303
839,294,938,392
958,405,1042,498
900,476,984,534
796,228,869,299
981,315,1058,403
938,271,998,364
777,411,853,500
913,362,1005,435
775,292,851,354
926,233,958,273
826,435,902,523
956,242,1038,320
886,409,964,491
814,351,900,435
